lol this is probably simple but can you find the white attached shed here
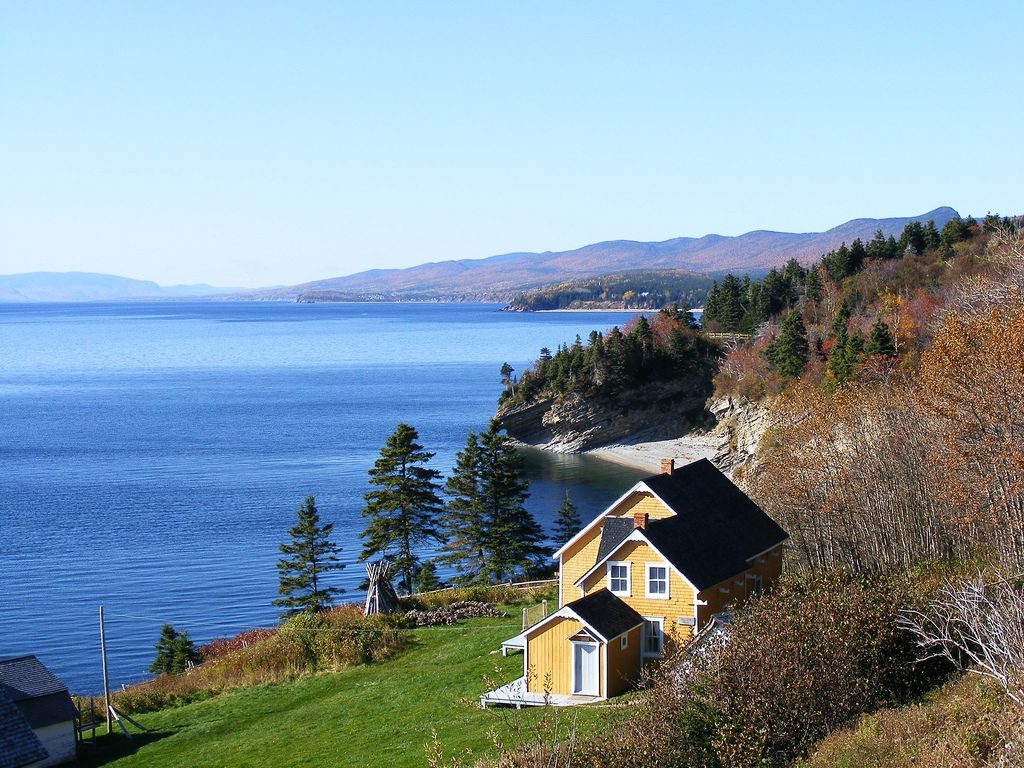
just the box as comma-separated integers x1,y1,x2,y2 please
0,656,78,767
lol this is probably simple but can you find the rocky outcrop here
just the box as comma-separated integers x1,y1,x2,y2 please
497,377,714,453
707,395,772,474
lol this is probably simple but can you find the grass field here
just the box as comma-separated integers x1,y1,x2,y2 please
76,616,605,767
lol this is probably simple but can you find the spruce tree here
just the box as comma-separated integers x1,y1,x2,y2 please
766,310,809,378
414,559,444,592
479,420,547,583
150,624,199,674
552,491,582,547
804,267,823,303
865,318,896,357
361,423,444,593
438,431,489,584
274,495,344,617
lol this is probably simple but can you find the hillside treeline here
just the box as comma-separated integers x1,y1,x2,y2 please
499,306,721,405
711,215,1024,575
505,270,713,311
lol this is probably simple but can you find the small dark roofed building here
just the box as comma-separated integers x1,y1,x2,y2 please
0,656,78,767
0,688,48,768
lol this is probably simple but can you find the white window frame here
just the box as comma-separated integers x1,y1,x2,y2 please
620,633,629,650
607,561,631,597
645,563,670,599
746,573,763,597
642,616,664,658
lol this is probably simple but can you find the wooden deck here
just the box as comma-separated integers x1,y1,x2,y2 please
480,676,602,708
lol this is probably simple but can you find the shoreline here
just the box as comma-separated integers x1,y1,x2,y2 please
585,433,719,474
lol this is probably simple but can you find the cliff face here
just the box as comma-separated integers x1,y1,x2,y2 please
707,395,772,475
497,375,715,453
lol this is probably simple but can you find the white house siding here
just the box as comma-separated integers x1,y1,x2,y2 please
33,721,76,766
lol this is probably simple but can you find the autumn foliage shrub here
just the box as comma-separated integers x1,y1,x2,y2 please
111,607,413,713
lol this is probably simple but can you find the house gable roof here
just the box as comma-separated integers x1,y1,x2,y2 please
523,589,644,643
595,517,634,563
0,655,78,729
575,459,789,592
551,480,669,561
567,589,645,641
0,688,48,768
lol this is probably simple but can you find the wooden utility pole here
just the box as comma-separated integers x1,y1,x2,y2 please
99,605,111,735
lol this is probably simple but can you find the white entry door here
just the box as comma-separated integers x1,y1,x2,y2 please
572,642,599,696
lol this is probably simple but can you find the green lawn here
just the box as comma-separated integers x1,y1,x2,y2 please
77,617,605,767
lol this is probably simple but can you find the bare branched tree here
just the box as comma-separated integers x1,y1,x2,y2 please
899,571,1024,708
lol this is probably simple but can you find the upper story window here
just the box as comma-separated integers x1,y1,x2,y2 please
607,561,630,596
645,564,669,599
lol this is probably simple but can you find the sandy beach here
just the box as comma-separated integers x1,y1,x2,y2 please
586,432,719,474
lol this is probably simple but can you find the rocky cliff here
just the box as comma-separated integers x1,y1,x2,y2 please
497,375,715,453
707,395,772,476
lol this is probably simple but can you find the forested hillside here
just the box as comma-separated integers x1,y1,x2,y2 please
504,270,715,311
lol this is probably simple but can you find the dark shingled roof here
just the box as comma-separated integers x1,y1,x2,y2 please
595,517,634,564
0,688,48,768
0,655,78,729
565,589,644,640
637,459,788,590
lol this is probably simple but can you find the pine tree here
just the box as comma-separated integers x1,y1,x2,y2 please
765,310,809,378
361,423,444,593
274,495,344,617
414,559,444,592
479,420,547,583
150,624,199,675
150,624,179,675
552,491,582,547
865,318,896,357
438,431,489,584
804,267,823,302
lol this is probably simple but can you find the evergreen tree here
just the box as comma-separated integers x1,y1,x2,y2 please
830,299,852,339
438,431,489,584
765,310,809,378
150,624,199,675
414,559,444,592
361,423,444,593
552,491,582,547
804,266,823,302
479,420,547,582
274,495,344,617
865,318,896,357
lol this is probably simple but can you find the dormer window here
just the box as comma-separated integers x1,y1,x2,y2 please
607,561,630,596
645,564,669,599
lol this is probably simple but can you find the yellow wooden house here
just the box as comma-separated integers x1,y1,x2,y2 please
484,458,787,706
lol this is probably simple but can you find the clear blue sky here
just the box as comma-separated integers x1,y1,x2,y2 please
2,2,1021,287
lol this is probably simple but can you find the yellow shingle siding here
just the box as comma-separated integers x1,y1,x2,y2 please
580,539,697,646
606,625,642,696
696,543,786,627
559,490,676,607
525,616,605,696
559,525,603,605
608,492,675,521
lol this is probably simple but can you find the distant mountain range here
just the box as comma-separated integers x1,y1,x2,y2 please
1,207,962,302
261,207,961,301
0,272,239,302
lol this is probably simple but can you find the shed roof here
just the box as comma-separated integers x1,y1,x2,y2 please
0,655,78,729
564,589,644,641
0,688,48,768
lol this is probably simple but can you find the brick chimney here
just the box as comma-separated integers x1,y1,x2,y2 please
633,511,649,530
660,458,675,475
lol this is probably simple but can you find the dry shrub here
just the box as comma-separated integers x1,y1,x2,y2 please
800,675,1021,768
408,583,555,611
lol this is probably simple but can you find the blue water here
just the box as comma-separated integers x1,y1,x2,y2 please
0,302,646,693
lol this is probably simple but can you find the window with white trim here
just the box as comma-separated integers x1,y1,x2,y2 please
642,617,664,658
645,563,669,599
607,561,630,596
747,574,763,597
620,634,629,650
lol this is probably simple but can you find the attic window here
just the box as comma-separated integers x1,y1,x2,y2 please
608,562,630,596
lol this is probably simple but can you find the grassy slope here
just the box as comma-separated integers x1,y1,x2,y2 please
77,617,603,768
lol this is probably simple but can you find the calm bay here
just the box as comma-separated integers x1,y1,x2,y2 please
0,301,646,693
